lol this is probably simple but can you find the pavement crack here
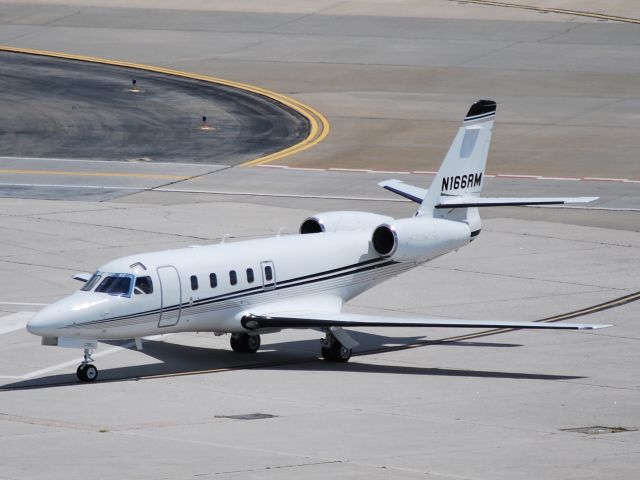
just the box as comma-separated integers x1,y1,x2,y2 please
12,214,214,242
42,6,88,27
0,258,80,272
0,412,102,432
488,229,640,249
206,460,342,477
423,265,628,291
263,1,345,33
116,166,235,202
351,287,612,315
538,23,583,43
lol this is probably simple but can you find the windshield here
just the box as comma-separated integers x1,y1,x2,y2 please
95,274,134,297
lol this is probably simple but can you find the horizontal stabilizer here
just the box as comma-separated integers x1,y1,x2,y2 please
378,179,426,204
242,313,610,331
436,196,599,208
378,180,598,208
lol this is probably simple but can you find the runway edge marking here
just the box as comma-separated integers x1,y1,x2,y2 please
256,165,640,184
0,45,330,168
464,0,640,25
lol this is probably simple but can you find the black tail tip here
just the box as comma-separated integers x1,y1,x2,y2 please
465,99,497,121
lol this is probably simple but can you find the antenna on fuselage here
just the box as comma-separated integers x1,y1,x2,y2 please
276,227,286,237
220,234,231,244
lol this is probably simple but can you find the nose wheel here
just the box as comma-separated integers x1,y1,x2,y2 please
76,348,98,382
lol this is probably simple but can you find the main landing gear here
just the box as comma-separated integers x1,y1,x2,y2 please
321,332,352,362
230,333,261,353
76,347,98,382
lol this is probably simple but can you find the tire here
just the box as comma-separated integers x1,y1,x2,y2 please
246,334,261,353
322,341,352,363
78,364,98,382
230,333,260,353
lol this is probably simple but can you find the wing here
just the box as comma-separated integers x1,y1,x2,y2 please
241,312,611,331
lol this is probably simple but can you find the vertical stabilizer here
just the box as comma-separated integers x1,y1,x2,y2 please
418,100,496,217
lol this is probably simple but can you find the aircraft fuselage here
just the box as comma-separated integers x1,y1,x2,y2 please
28,226,469,341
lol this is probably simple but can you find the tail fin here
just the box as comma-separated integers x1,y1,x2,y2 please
418,100,496,217
380,99,597,237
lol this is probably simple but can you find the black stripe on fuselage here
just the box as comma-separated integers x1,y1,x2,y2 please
69,257,394,328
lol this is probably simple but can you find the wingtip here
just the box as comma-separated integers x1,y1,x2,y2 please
465,99,497,122
568,196,599,204
580,324,613,330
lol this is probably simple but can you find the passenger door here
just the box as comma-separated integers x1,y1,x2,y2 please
157,266,182,327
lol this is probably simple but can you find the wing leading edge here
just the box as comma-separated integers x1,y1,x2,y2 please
241,313,611,331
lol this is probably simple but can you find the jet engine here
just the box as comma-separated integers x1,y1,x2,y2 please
300,211,393,234
371,217,470,262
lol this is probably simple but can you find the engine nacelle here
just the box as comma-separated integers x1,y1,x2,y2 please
371,217,470,262
300,211,393,234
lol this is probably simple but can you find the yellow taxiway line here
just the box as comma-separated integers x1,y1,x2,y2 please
0,45,329,168
465,0,640,24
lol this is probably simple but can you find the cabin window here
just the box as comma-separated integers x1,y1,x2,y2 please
134,276,153,295
95,275,133,297
246,268,254,283
81,273,102,291
190,275,199,291
264,266,273,281
229,270,237,286
209,273,217,288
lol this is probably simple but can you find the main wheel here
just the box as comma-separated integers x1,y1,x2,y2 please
230,333,261,353
78,364,99,382
322,341,352,363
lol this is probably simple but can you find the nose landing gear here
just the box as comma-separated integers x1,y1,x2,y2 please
76,348,98,382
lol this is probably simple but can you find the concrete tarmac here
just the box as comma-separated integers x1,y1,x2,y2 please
0,181,638,479
0,1,638,479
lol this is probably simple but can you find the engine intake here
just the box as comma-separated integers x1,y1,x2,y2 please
371,224,396,257
299,211,393,234
300,218,324,234
371,218,470,262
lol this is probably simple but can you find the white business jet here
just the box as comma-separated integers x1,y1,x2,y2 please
27,100,610,382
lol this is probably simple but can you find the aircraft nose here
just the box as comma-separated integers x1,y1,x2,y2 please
26,307,58,337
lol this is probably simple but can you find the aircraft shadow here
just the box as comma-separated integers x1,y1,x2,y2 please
0,334,578,391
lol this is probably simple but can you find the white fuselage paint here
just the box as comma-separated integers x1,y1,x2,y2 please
26,223,471,341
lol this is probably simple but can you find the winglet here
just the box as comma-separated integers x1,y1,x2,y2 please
464,99,497,123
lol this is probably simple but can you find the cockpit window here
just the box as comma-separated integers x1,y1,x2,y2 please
81,273,102,291
134,276,153,295
95,274,133,297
